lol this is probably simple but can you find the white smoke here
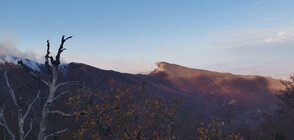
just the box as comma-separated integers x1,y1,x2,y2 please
0,33,43,71
0,33,39,63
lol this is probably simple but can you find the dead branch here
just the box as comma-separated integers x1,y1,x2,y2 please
23,90,40,121
3,68,40,140
45,40,51,68
43,128,68,140
52,91,70,102
0,105,16,140
56,81,84,90
49,110,74,117
4,69,20,109
24,118,33,139
52,35,72,67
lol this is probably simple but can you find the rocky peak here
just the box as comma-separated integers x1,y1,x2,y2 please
155,61,168,72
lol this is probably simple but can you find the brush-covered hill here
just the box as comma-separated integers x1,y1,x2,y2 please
0,60,285,128
150,62,283,110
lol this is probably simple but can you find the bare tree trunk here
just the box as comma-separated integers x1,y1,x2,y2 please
36,36,78,140
37,67,58,140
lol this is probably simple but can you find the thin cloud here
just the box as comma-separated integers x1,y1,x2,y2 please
207,25,294,48
265,18,277,21
201,61,294,79
254,2,261,6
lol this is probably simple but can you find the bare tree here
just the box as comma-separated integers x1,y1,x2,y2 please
16,35,82,140
0,67,40,140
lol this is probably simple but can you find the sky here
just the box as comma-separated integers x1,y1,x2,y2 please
1,0,294,78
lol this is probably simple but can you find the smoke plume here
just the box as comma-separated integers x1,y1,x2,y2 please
0,34,39,63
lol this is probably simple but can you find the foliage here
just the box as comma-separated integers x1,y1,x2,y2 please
197,120,241,140
68,79,182,140
247,75,294,139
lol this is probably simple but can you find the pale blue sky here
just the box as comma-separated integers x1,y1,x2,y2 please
1,0,294,76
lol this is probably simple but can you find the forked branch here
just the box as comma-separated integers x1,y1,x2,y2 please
23,90,40,121
51,35,72,67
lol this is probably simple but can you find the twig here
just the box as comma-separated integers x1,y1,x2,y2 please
4,69,20,108
56,81,84,90
43,128,68,140
52,91,70,101
49,110,74,117
23,90,40,121
24,118,33,139
0,105,16,140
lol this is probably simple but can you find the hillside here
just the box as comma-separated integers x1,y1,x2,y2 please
53,61,283,121
150,62,283,109
0,60,285,131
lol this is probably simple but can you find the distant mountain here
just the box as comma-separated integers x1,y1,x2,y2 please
151,61,283,97
61,61,285,122
0,59,285,126
150,62,283,113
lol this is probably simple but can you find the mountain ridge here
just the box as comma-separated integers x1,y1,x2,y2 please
151,61,283,95
0,58,285,125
